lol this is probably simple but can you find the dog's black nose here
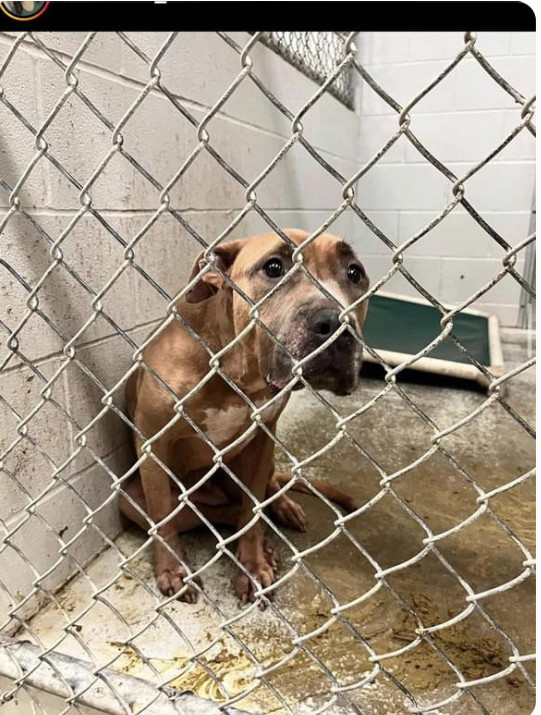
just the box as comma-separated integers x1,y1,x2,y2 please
309,309,353,348
309,308,341,337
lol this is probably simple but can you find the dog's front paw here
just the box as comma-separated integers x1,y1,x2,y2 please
157,564,202,603
236,540,277,607
236,562,275,607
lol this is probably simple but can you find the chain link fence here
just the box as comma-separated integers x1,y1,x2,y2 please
0,29,536,715
259,32,355,109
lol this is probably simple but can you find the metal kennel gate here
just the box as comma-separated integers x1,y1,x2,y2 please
0,29,536,715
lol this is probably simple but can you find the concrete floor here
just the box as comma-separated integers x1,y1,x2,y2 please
24,329,535,715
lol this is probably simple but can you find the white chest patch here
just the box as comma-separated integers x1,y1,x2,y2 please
202,405,249,445
202,397,286,446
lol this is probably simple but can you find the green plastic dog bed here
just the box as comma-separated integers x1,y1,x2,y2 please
362,292,505,387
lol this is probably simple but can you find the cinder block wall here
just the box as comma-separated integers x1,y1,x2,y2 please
0,31,535,627
355,31,535,326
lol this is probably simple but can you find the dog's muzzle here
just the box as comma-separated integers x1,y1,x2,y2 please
267,307,363,396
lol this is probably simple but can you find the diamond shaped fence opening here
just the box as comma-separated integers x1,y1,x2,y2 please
0,29,536,715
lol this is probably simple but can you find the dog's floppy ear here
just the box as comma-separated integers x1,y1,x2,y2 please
185,239,244,303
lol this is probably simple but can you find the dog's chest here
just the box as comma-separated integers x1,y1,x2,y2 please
201,398,284,446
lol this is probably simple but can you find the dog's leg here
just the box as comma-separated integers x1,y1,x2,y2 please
266,472,307,533
230,429,277,605
120,473,242,531
136,437,201,602
120,474,201,533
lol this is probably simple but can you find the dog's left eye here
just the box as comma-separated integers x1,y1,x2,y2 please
263,258,284,279
347,264,364,285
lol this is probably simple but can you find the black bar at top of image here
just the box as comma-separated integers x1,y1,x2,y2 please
0,2,536,32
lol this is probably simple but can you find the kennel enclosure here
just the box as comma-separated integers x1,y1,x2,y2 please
0,27,536,715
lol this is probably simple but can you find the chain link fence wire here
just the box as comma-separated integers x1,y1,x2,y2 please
259,32,355,109
518,196,536,330
0,28,536,715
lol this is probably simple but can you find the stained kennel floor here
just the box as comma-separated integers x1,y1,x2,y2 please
23,329,535,715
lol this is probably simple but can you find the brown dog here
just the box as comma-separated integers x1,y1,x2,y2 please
121,229,369,604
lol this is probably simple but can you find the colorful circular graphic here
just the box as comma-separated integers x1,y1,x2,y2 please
0,1,49,20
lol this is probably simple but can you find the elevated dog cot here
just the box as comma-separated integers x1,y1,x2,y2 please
362,292,505,388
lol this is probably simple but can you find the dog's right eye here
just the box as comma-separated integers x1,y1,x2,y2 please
263,258,284,279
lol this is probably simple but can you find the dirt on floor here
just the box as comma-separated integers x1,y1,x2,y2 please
25,329,535,715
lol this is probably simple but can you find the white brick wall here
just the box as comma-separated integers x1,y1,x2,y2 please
0,31,535,623
356,31,535,323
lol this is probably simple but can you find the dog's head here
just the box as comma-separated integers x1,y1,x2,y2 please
186,229,369,396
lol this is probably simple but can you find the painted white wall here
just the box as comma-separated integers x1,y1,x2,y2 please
356,31,535,325
0,31,535,626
